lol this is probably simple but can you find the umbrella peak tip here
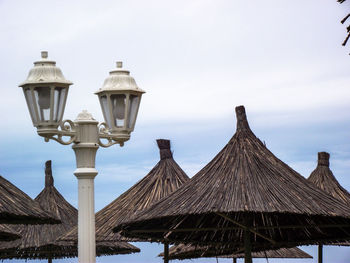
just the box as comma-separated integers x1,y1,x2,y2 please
235,105,251,131
156,139,172,159
45,160,54,187
318,152,330,167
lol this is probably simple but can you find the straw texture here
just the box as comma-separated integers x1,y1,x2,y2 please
115,106,350,252
0,174,59,225
307,152,350,246
0,161,139,260
0,240,140,260
61,139,189,243
159,244,312,260
0,225,21,241
308,152,350,206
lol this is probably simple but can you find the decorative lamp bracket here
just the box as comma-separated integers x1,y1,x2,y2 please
38,119,77,145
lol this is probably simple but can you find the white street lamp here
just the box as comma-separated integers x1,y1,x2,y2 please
95,61,144,145
19,51,72,137
19,51,145,263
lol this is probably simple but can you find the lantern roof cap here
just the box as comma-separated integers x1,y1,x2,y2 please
95,61,145,94
19,51,73,87
74,110,98,124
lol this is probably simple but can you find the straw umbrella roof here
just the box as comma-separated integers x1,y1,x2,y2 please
61,139,190,243
159,244,312,260
307,151,350,246
0,160,140,260
228,247,312,259
0,174,59,225
0,240,140,260
115,106,350,253
308,152,350,206
0,225,21,241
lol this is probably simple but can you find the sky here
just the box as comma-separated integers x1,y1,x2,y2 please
1,0,350,262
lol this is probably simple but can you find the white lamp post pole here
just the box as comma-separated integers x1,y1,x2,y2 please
19,52,145,263
73,111,99,263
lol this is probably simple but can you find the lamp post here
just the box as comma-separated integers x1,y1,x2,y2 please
19,51,145,263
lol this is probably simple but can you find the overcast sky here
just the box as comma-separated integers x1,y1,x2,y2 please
1,0,350,262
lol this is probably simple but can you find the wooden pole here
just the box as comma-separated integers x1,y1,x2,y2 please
233,258,237,263
48,258,52,263
244,228,252,263
164,242,169,263
318,244,323,263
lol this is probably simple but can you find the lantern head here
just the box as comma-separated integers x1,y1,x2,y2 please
95,61,145,143
19,51,73,136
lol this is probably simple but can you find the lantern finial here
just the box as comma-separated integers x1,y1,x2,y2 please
41,51,48,59
116,61,123,68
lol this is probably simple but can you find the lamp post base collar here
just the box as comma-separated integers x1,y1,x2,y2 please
74,168,98,179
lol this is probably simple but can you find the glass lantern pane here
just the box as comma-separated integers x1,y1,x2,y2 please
127,95,140,129
111,94,126,127
53,87,66,122
34,87,51,122
23,88,38,124
99,95,113,129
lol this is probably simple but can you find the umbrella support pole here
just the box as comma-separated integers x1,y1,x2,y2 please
164,242,169,263
318,245,323,263
244,228,252,263
48,258,52,263
233,258,237,263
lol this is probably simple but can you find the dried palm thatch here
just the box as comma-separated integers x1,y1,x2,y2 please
96,241,140,257
307,152,350,262
115,106,350,263
0,161,140,261
61,139,189,243
0,240,140,260
308,152,350,207
0,174,59,225
228,247,312,259
0,225,21,241
158,244,312,260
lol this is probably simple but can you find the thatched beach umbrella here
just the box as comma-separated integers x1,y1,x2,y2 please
115,106,350,263
0,174,59,225
61,139,189,260
159,244,312,261
308,152,350,207
0,240,140,261
0,239,139,261
307,152,350,263
0,161,140,262
96,139,189,241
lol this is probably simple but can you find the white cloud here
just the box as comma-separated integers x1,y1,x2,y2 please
1,0,350,137
96,161,153,183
